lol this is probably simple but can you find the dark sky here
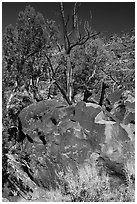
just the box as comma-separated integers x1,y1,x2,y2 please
2,2,135,35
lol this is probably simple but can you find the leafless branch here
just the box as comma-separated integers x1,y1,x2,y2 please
87,64,98,83
72,2,78,29
24,44,45,62
45,54,55,76
54,81,72,105
68,3,81,38
54,62,62,75
101,68,119,85
47,79,55,89
69,32,100,52
56,41,62,52
59,2,70,51
68,30,73,37
84,21,91,36
45,53,72,105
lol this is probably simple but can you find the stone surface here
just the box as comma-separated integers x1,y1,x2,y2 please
18,99,134,189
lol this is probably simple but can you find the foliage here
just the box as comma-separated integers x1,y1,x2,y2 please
18,162,135,202
3,6,49,101
3,5,135,104
71,31,135,99
2,3,135,202
2,91,34,201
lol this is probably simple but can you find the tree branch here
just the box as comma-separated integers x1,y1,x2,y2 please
59,2,70,52
99,82,109,106
69,32,100,53
56,41,62,52
86,61,98,84
45,53,72,105
24,43,45,62
54,62,62,75
101,68,119,85
45,54,55,76
54,81,72,105
72,2,78,29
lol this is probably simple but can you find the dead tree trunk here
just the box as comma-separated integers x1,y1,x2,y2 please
59,3,100,104
99,82,109,106
66,54,73,102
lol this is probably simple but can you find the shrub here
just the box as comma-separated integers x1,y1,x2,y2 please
17,160,135,202
42,161,134,202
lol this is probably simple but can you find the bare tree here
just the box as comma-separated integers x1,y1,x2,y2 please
59,2,99,103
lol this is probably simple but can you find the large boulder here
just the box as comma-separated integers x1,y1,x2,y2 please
18,99,134,189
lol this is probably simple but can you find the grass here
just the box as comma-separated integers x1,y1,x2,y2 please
58,162,135,202
18,159,135,202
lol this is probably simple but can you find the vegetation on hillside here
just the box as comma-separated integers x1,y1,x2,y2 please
2,3,135,202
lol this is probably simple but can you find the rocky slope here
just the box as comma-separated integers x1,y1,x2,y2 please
17,90,134,190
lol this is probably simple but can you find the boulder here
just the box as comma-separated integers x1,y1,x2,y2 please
18,99,134,189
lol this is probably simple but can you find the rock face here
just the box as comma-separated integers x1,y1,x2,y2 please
18,98,134,189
